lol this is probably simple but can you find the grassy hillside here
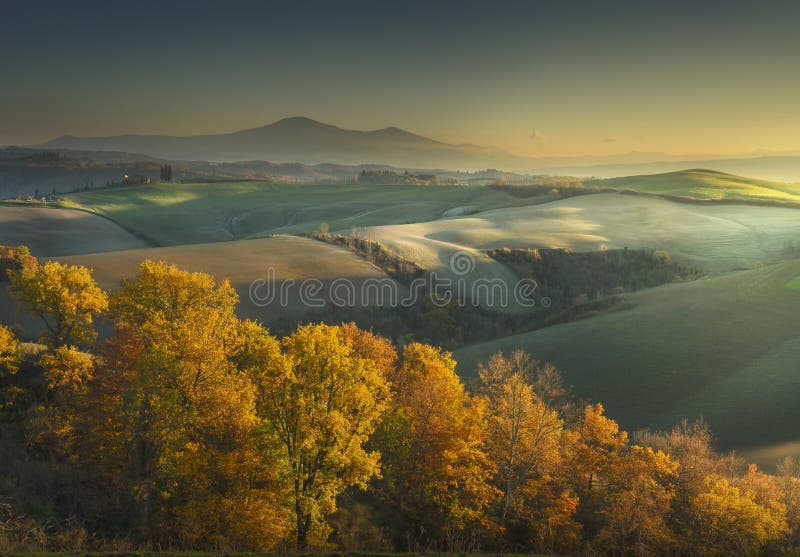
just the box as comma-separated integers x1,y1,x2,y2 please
587,168,800,203
62,182,538,245
365,193,800,274
455,259,800,452
0,205,149,256
52,235,403,323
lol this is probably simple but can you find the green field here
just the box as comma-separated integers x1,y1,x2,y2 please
786,275,800,290
52,179,800,290
587,168,800,203
455,259,800,454
61,182,540,246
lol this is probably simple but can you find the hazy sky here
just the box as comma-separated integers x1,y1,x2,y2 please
2,0,800,157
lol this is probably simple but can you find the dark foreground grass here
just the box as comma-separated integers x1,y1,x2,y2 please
7,553,550,557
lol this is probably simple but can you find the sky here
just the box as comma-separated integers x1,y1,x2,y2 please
2,0,800,157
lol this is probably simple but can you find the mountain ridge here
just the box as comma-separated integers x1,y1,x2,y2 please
40,117,506,169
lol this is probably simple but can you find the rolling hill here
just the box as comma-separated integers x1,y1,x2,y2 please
535,154,800,182
52,235,404,324
60,181,541,245
363,192,800,274
454,259,800,454
57,176,800,278
586,169,800,203
0,205,149,256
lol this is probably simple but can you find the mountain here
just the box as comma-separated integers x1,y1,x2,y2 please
39,117,538,171
34,118,800,180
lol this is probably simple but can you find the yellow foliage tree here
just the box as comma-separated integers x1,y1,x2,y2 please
0,324,21,410
26,345,95,460
568,403,629,502
108,261,288,549
378,342,497,549
0,244,38,281
8,261,108,347
38,345,94,394
477,350,578,552
246,323,391,548
0,324,19,375
598,445,678,555
690,474,788,555
337,321,398,378
477,351,565,522
777,457,800,547
111,259,237,327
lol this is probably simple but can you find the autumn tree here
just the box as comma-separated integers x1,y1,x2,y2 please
25,345,95,460
481,349,571,412
0,339,99,534
0,324,19,376
376,342,497,550
689,474,788,555
565,402,629,540
636,419,717,490
634,419,748,554
777,457,800,548
72,323,144,533
737,464,790,552
8,261,108,347
568,403,628,502
0,244,38,282
478,351,568,540
244,322,391,548
337,321,398,377
108,261,285,548
597,445,678,555
38,345,94,395
0,324,21,410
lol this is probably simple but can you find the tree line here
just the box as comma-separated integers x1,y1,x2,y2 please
0,247,799,555
300,235,700,350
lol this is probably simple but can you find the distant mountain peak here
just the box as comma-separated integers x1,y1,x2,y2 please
271,116,332,127
235,116,341,136
376,126,413,135
278,115,319,123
